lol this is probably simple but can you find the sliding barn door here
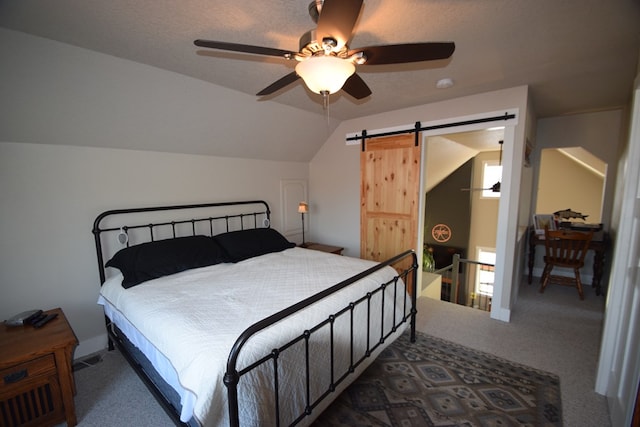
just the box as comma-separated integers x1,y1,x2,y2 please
360,133,421,272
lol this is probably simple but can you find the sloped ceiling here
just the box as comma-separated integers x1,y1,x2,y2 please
1,0,639,122
425,129,505,192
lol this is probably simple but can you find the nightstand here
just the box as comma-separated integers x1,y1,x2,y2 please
0,308,78,427
301,242,344,255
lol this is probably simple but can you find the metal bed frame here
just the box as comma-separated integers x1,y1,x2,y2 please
92,200,418,427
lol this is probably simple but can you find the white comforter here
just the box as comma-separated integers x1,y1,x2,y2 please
98,247,408,426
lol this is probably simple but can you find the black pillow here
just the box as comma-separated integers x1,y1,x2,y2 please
106,235,228,288
214,228,295,262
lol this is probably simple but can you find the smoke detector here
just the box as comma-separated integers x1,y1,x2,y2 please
436,78,454,89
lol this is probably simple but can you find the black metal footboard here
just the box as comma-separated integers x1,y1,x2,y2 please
224,249,418,427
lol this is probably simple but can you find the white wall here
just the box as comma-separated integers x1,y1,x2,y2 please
595,63,640,426
0,142,308,357
0,28,330,162
310,86,531,321
0,28,320,358
310,87,528,255
536,149,605,223
534,110,623,230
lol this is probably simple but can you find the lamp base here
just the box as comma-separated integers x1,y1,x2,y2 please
300,211,306,248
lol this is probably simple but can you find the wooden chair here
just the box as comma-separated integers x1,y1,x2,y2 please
539,227,594,299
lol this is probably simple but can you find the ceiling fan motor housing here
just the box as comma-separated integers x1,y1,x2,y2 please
299,30,345,58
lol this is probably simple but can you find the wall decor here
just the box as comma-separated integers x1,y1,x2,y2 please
432,223,452,243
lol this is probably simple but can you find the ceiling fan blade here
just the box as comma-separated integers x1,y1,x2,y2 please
342,73,372,99
256,72,300,96
349,42,455,65
194,40,296,59
316,0,363,49
460,182,501,192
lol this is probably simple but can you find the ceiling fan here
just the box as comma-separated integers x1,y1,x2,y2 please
461,140,503,193
194,0,455,107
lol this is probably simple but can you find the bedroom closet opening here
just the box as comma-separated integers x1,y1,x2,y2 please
421,127,504,312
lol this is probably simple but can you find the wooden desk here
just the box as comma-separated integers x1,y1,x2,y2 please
0,308,78,427
527,227,609,296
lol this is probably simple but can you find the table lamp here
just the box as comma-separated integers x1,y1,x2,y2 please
298,202,308,247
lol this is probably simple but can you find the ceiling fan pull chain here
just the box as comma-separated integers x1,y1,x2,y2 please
322,90,330,127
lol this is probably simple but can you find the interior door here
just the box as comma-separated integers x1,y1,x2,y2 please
596,84,640,426
360,133,420,273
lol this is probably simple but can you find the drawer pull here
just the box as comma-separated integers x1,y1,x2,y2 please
4,369,28,384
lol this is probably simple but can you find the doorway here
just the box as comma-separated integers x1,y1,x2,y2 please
355,110,520,321
422,128,505,309
415,111,519,322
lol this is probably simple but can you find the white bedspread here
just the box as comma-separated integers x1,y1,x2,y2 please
98,247,409,426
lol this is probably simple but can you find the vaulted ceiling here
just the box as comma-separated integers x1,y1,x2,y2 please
1,0,639,122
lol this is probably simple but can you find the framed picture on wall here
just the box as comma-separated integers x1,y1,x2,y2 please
533,214,556,235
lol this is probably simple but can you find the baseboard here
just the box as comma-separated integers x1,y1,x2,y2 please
74,333,108,360
490,306,511,322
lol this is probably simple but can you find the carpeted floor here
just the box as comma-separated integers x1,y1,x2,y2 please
314,330,561,426
64,280,607,426
67,328,561,427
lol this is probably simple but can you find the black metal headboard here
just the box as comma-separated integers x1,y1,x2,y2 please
92,200,271,285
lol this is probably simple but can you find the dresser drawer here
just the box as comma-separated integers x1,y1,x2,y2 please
0,308,77,426
0,354,64,427
1,354,57,388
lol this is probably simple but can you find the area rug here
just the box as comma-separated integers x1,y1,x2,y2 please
314,331,562,427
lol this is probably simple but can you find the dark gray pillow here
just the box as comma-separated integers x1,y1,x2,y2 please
106,235,228,288
214,228,295,262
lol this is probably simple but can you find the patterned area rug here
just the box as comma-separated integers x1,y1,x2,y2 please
314,331,562,427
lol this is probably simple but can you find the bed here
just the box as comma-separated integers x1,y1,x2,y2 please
92,200,418,426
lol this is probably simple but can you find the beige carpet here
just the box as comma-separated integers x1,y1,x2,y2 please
64,278,609,426
414,278,609,427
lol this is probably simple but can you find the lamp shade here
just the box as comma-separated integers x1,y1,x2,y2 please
298,202,309,213
295,55,355,94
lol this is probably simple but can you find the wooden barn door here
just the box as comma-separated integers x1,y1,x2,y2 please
360,133,421,273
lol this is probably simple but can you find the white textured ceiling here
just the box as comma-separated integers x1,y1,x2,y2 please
1,0,639,121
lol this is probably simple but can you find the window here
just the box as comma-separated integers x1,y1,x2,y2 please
476,248,496,296
482,162,502,198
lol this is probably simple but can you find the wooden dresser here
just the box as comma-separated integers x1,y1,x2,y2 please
0,308,78,427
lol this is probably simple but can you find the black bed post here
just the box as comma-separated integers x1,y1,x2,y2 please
410,252,418,343
224,369,241,427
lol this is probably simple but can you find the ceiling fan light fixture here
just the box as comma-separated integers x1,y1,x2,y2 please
295,55,355,94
